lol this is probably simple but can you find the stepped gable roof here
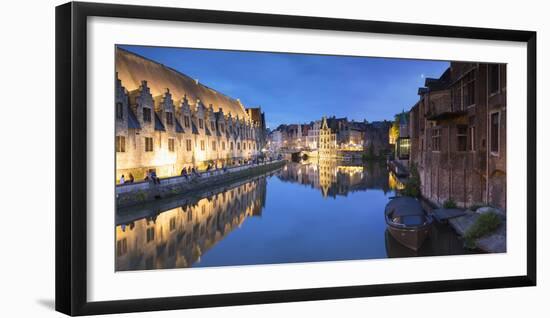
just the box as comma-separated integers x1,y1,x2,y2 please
154,113,165,131
175,118,185,133
127,106,141,129
116,47,249,119
191,122,199,135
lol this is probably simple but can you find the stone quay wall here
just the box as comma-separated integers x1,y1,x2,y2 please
116,160,285,208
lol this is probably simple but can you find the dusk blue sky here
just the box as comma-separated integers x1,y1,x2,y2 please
120,45,449,129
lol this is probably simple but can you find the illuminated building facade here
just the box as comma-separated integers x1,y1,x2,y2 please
319,117,337,158
115,48,266,181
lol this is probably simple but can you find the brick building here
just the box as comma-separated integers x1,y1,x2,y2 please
408,62,506,210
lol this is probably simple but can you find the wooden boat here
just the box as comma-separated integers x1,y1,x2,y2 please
385,197,433,251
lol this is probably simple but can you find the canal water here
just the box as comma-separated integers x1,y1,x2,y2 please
115,160,477,271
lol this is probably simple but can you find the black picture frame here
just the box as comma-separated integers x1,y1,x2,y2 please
55,1,537,316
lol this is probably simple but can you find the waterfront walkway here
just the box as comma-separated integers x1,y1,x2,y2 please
116,160,286,208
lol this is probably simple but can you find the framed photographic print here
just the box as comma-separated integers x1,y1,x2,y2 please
55,1,536,316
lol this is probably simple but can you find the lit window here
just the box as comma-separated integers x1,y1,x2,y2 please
212,141,216,151
186,139,192,151
144,137,153,152
200,140,205,151
115,136,126,152
168,138,175,152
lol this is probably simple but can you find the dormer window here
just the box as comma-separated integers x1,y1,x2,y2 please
166,112,173,126
143,108,152,122
199,119,204,129
116,102,123,120
211,121,215,131
184,116,190,128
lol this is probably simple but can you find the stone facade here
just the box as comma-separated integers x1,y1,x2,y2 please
115,48,266,182
408,62,506,211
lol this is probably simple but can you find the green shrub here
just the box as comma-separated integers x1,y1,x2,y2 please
402,163,421,198
464,211,502,249
443,198,457,209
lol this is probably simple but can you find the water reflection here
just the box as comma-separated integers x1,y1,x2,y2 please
116,177,267,271
116,161,474,271
277,159,391,197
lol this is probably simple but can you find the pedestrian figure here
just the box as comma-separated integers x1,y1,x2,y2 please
120,175,125,184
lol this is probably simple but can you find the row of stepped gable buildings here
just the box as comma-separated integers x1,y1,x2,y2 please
115,47,267,182
403,61,506,211
269,116,393,159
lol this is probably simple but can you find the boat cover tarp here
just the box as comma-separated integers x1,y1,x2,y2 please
385,197,424,217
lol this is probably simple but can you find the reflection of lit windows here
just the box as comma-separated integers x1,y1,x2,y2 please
116,238,127,257
145,256,154,269
230,142,234,150
168,244,175,257
169,217,176,231
146,227,155,242
222,142,226,150
212,141,216,151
